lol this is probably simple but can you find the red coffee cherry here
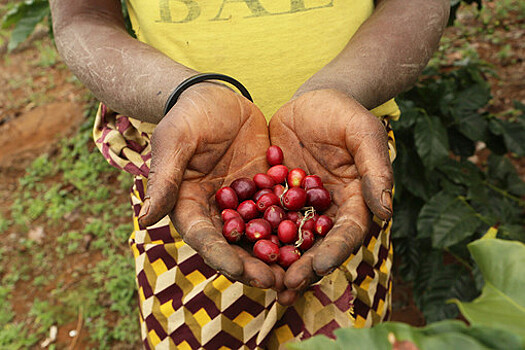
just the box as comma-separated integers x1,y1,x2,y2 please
277,220,298,244
287,168,307,188
301,175,323,190
253,188,273,202
267,165,288,184
237,200,259,221
273,184,285,198
253,173,276,189
230,178,257,201
298,229,315,250
301,214,319,232
263,205,286,231
221,209,241,222
215,187,238,210
316,215,334,236
253,239,280,264
306,187,331,212
278,246,301,268
266,146,284,166
282,187,307,211
286,211,303,226
269,235,281,247
222,217,245,243
245,219,272,242
257,193,280,212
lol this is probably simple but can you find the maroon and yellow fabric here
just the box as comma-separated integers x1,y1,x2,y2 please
93,105,396,349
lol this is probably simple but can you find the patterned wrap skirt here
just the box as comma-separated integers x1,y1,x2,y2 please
93,104,397,349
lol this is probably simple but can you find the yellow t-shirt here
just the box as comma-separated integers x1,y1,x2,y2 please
126,0,399,120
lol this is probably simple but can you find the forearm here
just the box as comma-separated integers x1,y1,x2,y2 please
294,0,450,109
50,1,196,123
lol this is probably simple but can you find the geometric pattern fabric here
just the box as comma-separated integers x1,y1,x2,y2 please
94,106,396,349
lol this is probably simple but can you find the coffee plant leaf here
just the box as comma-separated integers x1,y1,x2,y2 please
393,144,434,201
414,254,477,322
487,154,525,196
2,0,50,52
498,225,525,242
447,128,476,158
491,118,525,157
391,195,424,239
414,115,449,170
437,158,483,188
417,192,481,248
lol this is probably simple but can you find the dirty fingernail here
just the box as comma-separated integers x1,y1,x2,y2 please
381,189,393,214
294,280,308,291
138,199,151,222
250,280,262,288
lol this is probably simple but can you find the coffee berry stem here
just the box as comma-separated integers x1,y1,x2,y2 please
295,206,316,248
279,182,289,208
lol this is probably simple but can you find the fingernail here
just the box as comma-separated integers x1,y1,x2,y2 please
293,280,308,291
138,199,150,222
381,189,393,214
250,280,262,288
321,266,336,276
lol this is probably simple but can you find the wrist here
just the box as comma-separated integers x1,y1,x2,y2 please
164,73,253,116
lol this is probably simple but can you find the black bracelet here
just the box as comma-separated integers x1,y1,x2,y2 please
163,73,253,116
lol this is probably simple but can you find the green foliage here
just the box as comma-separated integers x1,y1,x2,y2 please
290,239,525,350
290,321,523,350
449,0,483,26
392,57,525,322
1,0,135,51
1,100,139,347
1,0,49,52
451,239,525,339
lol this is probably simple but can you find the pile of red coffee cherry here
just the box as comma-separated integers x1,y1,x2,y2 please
215,146,333,269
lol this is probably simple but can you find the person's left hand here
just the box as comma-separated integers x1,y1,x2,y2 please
269,89,394,305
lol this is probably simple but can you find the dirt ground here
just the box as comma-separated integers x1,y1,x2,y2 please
0,1,523,348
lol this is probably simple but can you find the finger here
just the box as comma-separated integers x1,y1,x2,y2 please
283,244,321,291
231,245,276,289
346,109,393,220
269,264,286,292
173,190,244,279
312,190,370,275
277,289,299,306
139,110,197,227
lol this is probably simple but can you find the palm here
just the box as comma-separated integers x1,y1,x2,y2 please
269,90,393,286
141,85,279,287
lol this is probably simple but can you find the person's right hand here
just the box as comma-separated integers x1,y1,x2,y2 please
138,84,282,290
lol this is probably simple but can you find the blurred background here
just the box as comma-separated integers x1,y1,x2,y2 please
0,0,523,349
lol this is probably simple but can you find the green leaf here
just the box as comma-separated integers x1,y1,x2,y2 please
391,195,424,239
448,128,476,158
414,255,477,322
499,225,525,242
3,0,50,52
489,118,525,156
414,115,449,170
451,239,525,342
417,192,482,248
455,113,489,142
437,158,483,187
453,85,490,116
488,154,525,196
286,335,338,350
289,320,522,350
393,144,434,201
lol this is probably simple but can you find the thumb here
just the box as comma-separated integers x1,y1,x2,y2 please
347,113,393,221
138,115,197,227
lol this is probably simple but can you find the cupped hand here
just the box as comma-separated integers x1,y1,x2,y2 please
269,89,394,303
138,84,284,290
